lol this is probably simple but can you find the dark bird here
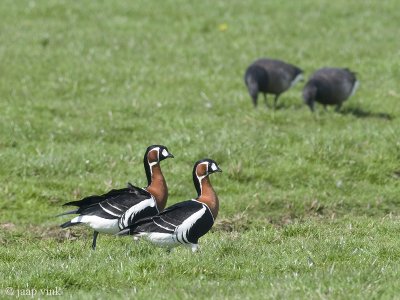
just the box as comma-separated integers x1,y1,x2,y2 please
118,158,222,253
303,67,359,112
58,145,174,250
244,58,303,108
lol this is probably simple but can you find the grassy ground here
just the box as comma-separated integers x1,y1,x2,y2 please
1,0,399,299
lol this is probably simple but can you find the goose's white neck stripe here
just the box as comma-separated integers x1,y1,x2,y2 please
196,162,209,195
149,161,158,168
147,147,160,177
196,175,207,195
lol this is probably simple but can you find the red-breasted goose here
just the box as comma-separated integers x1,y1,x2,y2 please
118,158,222,253
244,58,303,108
303,67,359,112
58,145,174,250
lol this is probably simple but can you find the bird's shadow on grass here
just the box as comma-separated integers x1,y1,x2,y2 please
338,107,394,120
269,102,303,110
262,104,394,121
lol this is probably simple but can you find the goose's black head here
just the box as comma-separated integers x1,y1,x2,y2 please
302,81,318,112
244,64,269,107
144,145,174,185
192,158,222,197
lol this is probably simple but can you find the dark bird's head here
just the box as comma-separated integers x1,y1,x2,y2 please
143,145,174,186
144,145,174,165
192,158,222,196
244,64,268,108
193,158,222,177
302,81,318,112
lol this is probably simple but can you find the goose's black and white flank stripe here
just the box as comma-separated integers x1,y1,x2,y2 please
244,58,303,108
58,145,173,250
303,67,359,112
118,159,222,252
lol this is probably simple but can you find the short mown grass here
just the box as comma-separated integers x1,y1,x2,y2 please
1,0,399,299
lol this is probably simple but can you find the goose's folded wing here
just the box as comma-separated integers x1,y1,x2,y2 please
62,184,152,219
135,200,214,242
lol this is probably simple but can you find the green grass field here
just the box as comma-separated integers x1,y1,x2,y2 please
1,0,399,299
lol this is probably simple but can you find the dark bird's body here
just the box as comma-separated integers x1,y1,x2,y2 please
303,67,359,112
244,58,303,108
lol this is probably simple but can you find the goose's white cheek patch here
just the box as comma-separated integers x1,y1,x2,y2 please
211,163,218,171
162,149,169,157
